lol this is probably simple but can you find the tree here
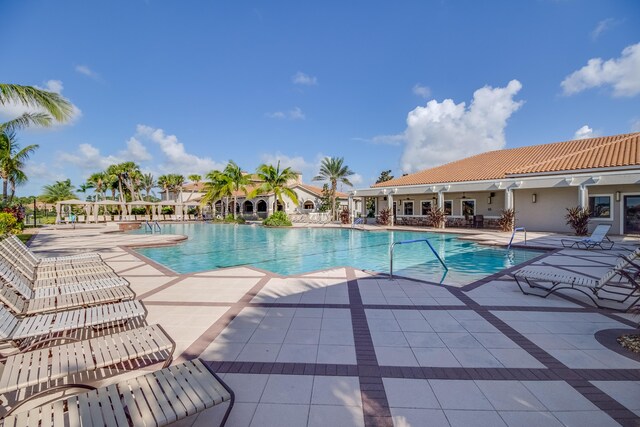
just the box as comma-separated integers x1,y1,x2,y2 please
318,184,333,213
0,130,38,203
40,179,76,203
249,161,299,213
140,173,156,201
313,157,354,220
77,183,95,201
167,174,185,202
224,161,249,218
87,172,107,201
201,170,234,217
376,170,394,184
157,175,169,201
0,84,73,123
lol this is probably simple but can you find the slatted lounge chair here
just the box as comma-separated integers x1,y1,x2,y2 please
0,300,146,350
0,259,129,295
2,358,234,426
0,279,135,316
513,250,640,311
561,224,614,250
2,234,101,264
0,324,175,414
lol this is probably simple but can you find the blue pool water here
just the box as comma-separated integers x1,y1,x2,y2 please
133,224,543,285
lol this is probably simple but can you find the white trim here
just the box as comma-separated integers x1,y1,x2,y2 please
443,200,453,216
588,193,613,221
402,200,414,216
619,192,640,234
419,199,433,216
460,199,476,217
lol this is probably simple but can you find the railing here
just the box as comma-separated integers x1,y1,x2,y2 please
145,220,162,233
389,239,448,280
507,227,527,249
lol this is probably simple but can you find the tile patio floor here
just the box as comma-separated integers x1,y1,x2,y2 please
24,225,640,427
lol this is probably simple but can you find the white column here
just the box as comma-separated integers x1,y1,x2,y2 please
437,191,444,209
361,197,367,218
348,195,353,224
578,185,588,208
388,193,394,226
504,189,513,210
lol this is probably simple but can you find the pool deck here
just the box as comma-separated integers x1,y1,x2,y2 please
22,224,640,427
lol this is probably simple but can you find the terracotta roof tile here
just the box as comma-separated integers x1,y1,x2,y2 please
372,132,640,188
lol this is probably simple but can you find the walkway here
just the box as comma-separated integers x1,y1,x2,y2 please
26,226,640,427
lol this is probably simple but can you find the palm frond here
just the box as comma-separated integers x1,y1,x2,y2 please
0,83,74,122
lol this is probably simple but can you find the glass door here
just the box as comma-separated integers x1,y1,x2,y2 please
624,195,640,234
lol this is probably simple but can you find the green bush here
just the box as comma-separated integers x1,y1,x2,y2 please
161,206,174,214
130,207,147,215
263,211,292,227
0,212,20,234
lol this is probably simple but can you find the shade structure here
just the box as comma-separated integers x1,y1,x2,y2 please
55,199,89,223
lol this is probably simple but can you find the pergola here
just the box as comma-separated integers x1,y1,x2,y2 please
55,199,93,223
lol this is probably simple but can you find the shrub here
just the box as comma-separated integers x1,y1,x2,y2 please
377,208,391,226
161,206,174,214
0,212,19,234
130,207,146,215
565,206,590,236
497,209,515,232
339,207,350,224
263,211,292,227
427,207,446,229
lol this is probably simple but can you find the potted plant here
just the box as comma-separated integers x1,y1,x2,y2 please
427,206,446,229
497,209,515,232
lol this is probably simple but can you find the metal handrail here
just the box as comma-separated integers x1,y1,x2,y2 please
145,220,162,233
389,239,448,280
507,227,526,249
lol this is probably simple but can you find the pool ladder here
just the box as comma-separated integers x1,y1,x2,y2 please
145,220,162,233
389,239,448,280
507,227,527,249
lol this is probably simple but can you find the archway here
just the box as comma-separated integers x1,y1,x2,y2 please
303,200,315,210
243,200,254,213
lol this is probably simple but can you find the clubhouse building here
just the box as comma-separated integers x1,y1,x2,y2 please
350,132,640,235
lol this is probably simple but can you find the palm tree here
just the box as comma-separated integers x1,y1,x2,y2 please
201,170,233,217
157,175,169,201
0,83,73,123
40,179,76,203
87,172,106,201
140,173,156,201
167,174,185,202
224,161,249,218
249,161,299,214
77,183,95,201
0,130,39,203
313,157,354,220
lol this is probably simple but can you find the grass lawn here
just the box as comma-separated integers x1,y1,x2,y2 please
16,233,32,244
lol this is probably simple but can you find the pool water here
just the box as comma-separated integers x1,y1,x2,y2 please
132,224,543,285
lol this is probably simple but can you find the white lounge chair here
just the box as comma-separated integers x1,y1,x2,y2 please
0,324,175,415
0,278,135,316
561,224,614,250
0,300,146,349
513,248,640,310
2,358,234,426
1,234,101,265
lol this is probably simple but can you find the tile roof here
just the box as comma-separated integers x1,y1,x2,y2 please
372,132,640,188
294,183,348,199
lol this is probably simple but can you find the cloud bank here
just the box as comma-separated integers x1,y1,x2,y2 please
400,80,523,173
561,42,640,97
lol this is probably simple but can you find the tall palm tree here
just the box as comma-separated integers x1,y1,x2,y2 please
224,161,249,219
40,179,76,203
0,83,73,123
157,175,169,201
313,157,354,220
249,161,299,214
8,169,27,204
87,172,106,201
77,183,95,201
0,130,39,203
201,170,233,217
140,173,156,201
167,174,185,202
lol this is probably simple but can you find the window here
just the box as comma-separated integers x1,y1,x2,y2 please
403,201,414,215
444,200,452,215
303,200,315,210
421,201,432,215
589,195,612,219
461,200,476,217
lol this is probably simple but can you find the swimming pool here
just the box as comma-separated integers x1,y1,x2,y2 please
133,224,543,285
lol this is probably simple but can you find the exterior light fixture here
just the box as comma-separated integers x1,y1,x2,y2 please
532,193,537,203
616,191,621,202
487,197,492,204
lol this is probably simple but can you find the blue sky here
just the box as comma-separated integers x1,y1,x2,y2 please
2,0,639,197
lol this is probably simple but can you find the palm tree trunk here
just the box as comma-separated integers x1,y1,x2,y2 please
233,195,237,219
2,180,7,204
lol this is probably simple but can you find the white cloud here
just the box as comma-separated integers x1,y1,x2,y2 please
412,84,431,99
372,134,406,146
591,18,617,40
0,79,82,126
266,107,306,120
349,173,363,186
631,118,640,132
400,80,523,173
573,125,596,140
75,64,100,80
292,72,318,86
561,42,640,97
57,143,122,171
260,153,313,174
124,137,152,161
135,124,225,175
